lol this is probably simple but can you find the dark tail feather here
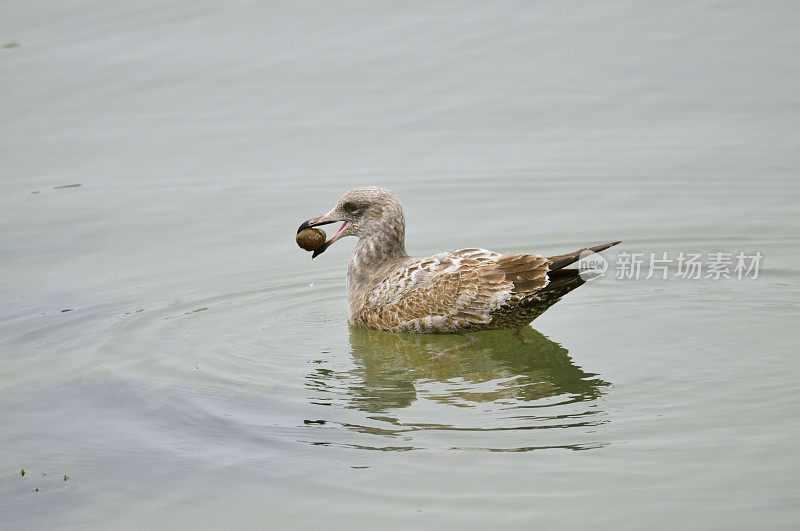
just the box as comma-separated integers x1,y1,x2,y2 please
523,268,586,312
517,241,621,319
547,241,622,271
543,268,585,292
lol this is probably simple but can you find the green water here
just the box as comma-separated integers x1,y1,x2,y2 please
2,1,799,528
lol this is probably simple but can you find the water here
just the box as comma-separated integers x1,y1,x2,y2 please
2,1,799,528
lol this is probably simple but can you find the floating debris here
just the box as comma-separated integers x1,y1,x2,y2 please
53,184,81,189
1,42,19,49
303,419,326,425
63,475,68,482
20,468,25,477
61,309,73,313
163,307,208,320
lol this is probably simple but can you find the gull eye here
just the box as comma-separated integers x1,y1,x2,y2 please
342,202,359,215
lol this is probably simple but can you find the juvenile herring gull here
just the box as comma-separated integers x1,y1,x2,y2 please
298,187,620,333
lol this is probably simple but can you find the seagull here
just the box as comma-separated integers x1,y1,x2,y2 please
298,187,620,333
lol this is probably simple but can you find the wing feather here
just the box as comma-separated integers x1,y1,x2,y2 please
354,250,510,331
495,254,549,295
353,250,557,332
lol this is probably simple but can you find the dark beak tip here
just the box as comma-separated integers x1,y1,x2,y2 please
297,220,312,234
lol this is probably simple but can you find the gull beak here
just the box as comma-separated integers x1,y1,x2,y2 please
297,215,333,234
297,215,352,259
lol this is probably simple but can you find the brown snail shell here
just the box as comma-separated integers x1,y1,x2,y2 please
296,227,326,251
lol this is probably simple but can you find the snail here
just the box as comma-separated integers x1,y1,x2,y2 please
296,227,326,252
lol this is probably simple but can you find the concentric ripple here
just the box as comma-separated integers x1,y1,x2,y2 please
43,265,612,454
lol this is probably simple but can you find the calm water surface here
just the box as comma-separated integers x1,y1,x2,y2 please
2,1,799,528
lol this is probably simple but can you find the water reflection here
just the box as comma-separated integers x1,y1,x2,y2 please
306,327,610,445
347,326,607,410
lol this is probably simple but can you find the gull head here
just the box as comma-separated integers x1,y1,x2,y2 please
298,187,406,258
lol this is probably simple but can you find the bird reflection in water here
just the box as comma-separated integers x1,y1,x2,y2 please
307,327,609,418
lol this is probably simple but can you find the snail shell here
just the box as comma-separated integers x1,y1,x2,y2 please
296,227,326,251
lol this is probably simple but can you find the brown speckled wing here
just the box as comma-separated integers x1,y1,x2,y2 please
495,253,550,295
353,250,515,332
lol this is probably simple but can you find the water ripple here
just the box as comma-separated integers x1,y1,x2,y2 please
303,326,611,451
